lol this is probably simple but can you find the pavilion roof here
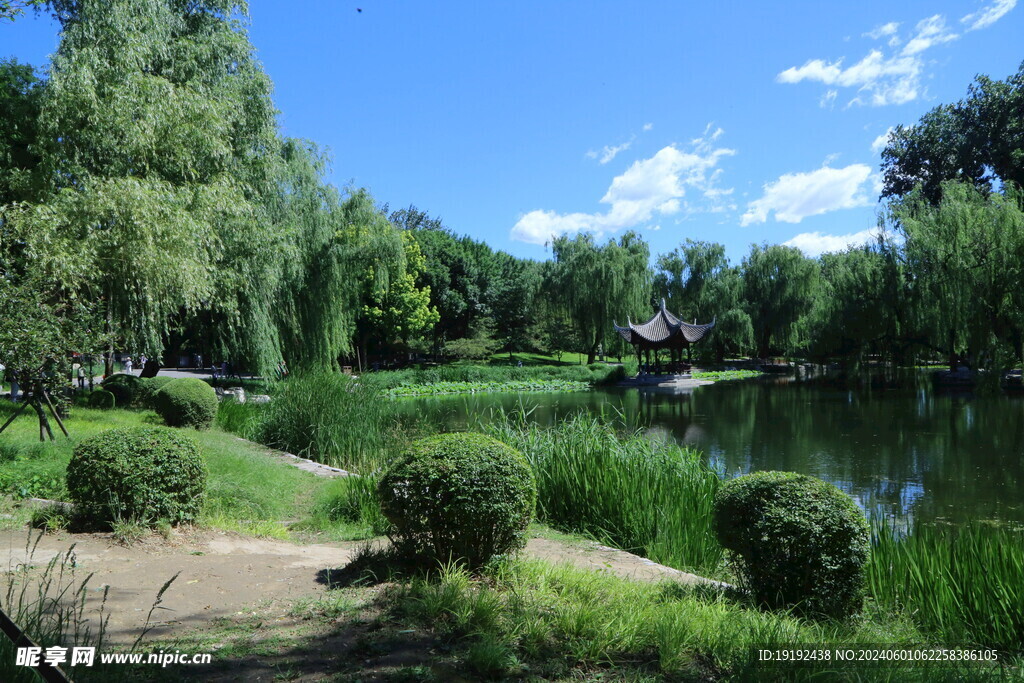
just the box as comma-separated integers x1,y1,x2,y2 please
613,300,715,346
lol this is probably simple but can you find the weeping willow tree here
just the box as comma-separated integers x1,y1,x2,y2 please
262,146,412,371
654,239,753,361
889,180,1024,375
741,244,820,358
550,231,652,364
5,0,283,375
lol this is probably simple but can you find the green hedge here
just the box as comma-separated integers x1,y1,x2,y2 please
378,432,537,568
100,373,144,407
66,426,207,525
139,376,175,407
153,378,218,429
87,389,116,409
713,471,869,619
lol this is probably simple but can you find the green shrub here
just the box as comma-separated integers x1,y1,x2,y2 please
139,376,175,407
153,378,218,429
377,432,537,568
87,389,116,410
713,471,869,619
66,426,207,525
100,373,144,407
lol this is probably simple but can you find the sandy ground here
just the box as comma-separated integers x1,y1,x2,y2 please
0,528,718,646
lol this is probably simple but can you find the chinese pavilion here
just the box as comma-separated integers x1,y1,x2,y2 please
614,300,715,373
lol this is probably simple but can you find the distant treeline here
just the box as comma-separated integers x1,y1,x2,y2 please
1,2,1022,381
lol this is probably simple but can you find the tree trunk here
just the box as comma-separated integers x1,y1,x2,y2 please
105,295,114,377
948,328,957,372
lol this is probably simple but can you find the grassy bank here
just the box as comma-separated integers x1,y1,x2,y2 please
0,402,372,541
153,551,1012,681
213,377,1024,656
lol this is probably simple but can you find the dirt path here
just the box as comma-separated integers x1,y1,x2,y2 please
0,529,720,646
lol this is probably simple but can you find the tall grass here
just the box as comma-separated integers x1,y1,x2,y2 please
255,373,401,472
869,521,1024,652
1,533,107,682
480,409,723,574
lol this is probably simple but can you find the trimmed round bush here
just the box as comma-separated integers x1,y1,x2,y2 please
87,389,116,409
101,373,144,407
377,432,537,568
139,376,175,408
153,378,218,429
67,426,207,525
713,471,870,619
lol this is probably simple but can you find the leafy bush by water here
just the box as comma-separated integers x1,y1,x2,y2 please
378,433,537,568
714,471,870,619
481,410,722,574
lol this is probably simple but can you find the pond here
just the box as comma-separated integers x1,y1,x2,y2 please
397,378,1024,526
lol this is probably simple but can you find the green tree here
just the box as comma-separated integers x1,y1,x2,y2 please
351,196,437,367
882,62,1024,203
742,244,819,358
799,244,900,366
0,0,45,21
550,232,651,364
0,59,43,205
8,0,281,374
488,254,540,356
654,239,753,361
888,181,1024,374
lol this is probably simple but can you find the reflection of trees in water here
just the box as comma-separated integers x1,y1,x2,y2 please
400,384,1024,523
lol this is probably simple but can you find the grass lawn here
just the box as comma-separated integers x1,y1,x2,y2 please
0,402,373,542
144,552,1016,682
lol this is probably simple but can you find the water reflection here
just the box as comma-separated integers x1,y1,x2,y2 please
397,379,1024,524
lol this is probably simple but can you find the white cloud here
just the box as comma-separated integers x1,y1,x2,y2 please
901,15,958,55
512,128,735,245
642,122,653,131
864,21,900,39
962,0,1017,30
871,127,895,154
783,228,884,257
740,163,874,226
777,14,961,106
587,138,633,164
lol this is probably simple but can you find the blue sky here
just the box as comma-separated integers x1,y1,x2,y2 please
2,1,1021,263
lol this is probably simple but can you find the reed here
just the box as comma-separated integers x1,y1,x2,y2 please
255,372,400,472
869,521,1024,652
480,409,723,574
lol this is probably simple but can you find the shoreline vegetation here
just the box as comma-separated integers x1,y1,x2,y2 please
207,371,1024,661
2,377,1024,678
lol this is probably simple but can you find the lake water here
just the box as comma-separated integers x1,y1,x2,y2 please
397,378,1024,525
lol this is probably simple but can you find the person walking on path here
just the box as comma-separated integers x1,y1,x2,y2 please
77,365,86,390
124,357,133,375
